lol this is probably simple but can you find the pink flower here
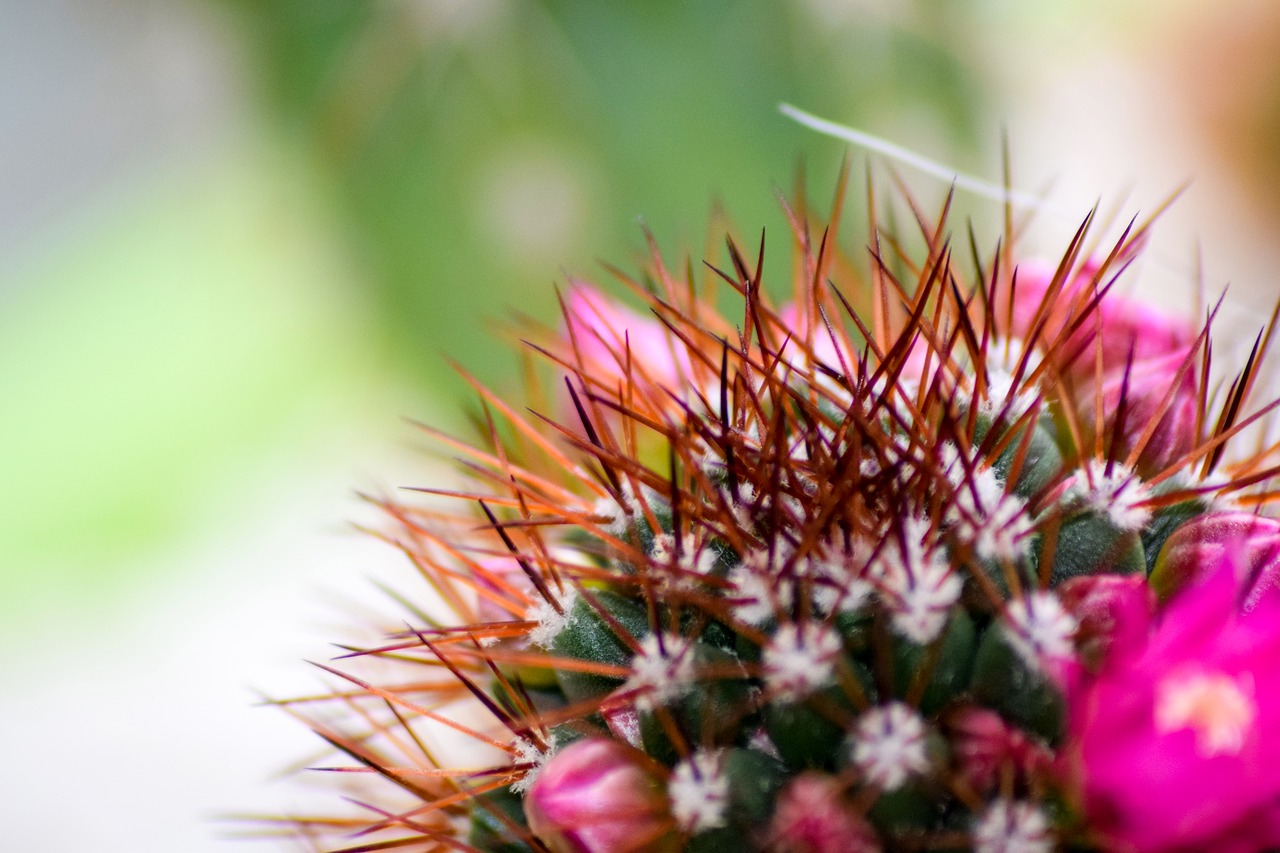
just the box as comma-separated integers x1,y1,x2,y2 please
1004,257,1194,373
471,556,535,626
564,286,690,393
776,304,849,375
1152,512,1280,611
1075,347,1199,476
1004,256,1199,474
776,303,931,394
766,772,882,852
1068,557,1280,851
524,738,678,853
559,286,710,443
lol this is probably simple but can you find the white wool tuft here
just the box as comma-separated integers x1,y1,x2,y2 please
972,800,1053,853
668,750,731,834
763,621,843,702
1002,591,1078,670
849,702,931,790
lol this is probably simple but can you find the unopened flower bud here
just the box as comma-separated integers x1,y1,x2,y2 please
1082,280,1193,373
1076,349,1198,477
767,772,882,852
1002,255,1192,376
564,285,688,390
524,738,677,853
948,707,1052,794
1152,512,1280,611
1055,573,1154,666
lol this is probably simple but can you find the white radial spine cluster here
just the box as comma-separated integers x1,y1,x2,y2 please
668,749,731,834
950,465,1034,563
849,702,931,790
801,544,874,616
590,493,631,538
509,732,558,794
590,481,660,538
1199,471,1243,513
763,621,843,702
681,543,721,579
972,800,1053,853
650,534,719,589
725,481,760,529
984,337,1032,377
728,549,795,626
625,632,697,710
873,523,963,644
1073,459,1151,531
527,584,579,649
980,368,1038,424
649,533,678,566
1002,591,1078,669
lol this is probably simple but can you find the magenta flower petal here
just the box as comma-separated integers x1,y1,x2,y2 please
564,285,689,390
1070,558,1280,851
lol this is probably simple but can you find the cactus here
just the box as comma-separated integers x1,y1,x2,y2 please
266,174,1280,852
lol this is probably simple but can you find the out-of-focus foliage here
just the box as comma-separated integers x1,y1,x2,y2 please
0,145,385,622
0,0,990,631
217,0,987,398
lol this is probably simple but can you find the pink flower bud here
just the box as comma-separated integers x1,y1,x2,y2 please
559,285,703,446
1009,254,1201,477
1055,574,1155,667
766,772,882,853
776,304,848,374
472,556,534,626
524,738,678,853
949,708,1053,794
1000,258,1076,347
1075,348,1198,477
564,285,689,392
1077,283,1194,375
1152,512,1280,611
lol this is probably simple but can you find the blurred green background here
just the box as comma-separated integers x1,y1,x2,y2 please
1,0,993,629
3,1,1279,850
215,0,985,394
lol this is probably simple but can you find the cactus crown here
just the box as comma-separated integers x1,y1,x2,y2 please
269,171,1280,852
